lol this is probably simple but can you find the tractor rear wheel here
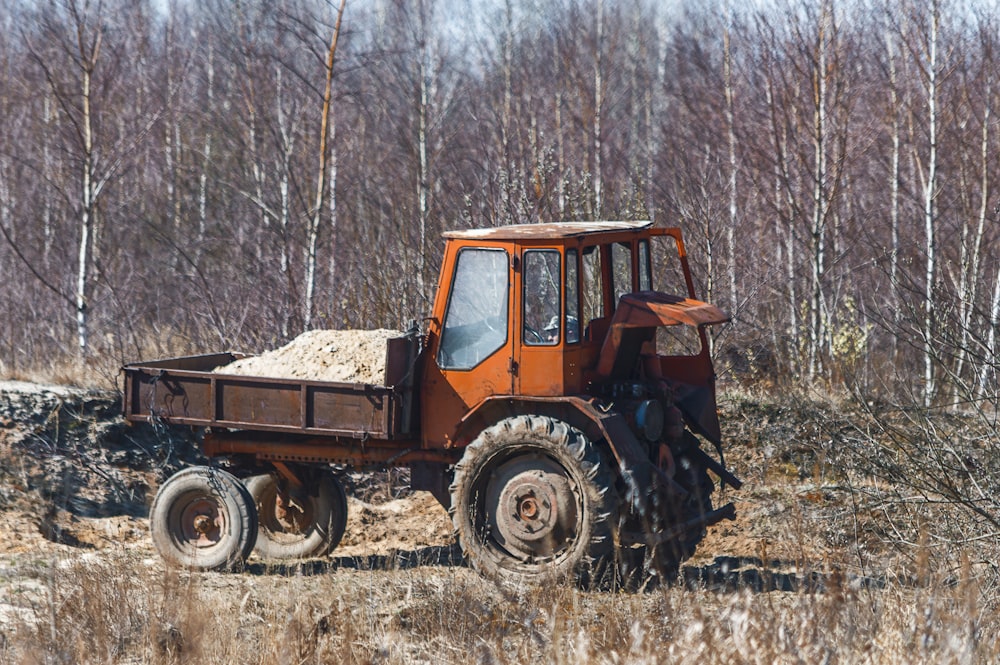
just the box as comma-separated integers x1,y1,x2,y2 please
450,415,616,585
644,453,715,581
150,466,257,572
245,470,348,561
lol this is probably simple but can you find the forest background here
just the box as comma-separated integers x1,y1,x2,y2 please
0,0,997,415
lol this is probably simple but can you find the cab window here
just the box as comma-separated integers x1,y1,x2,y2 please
523,250,561,346
565,249,580,344
437,248,509,370
611,241,633,306
638,240,651,291
581,245,604,336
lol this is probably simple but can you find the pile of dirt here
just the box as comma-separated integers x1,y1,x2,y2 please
218,329,404,384
0,381,203,554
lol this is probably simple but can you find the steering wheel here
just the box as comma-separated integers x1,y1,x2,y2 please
523,325,546,344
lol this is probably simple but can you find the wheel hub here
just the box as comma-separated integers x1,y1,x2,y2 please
274,494,310,533
192,514,214,535
180,498,223,547
487,457,579,560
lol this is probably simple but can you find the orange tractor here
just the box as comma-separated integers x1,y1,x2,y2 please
124,221,739,583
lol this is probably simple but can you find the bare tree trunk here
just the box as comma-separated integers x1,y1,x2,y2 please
278,66,295,338
197,48,214,259
884,28,902,365
979,264,1000,401
328,107,338,304
247,103,267,260
952,78,990,401
922,1,940,407
416,0,430,301
764,61,798,368
41,98,52,263
556,86,566,218
723,0,738,314
808,2,830,381
554,30,566,218
305,0,347,330
75,25,102,356
592,0,604,217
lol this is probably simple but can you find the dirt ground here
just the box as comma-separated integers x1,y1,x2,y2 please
0,377,452,560
0,378,909,639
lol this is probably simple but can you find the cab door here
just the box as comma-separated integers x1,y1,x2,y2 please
421,246,514,446
515,248,568,396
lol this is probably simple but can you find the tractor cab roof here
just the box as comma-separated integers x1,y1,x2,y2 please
442,221,653,242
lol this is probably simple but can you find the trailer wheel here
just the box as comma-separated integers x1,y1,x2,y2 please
245,471,348,561
450,415,615,585
150,466,257,572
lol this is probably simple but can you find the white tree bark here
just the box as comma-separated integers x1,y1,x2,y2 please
922,1,940,407
592,0,604,217
75,21,102,356
884,28,901,363
724,0,738,314
198,48,215,255
416,0,430,301
808,2,830,381
979,264,1000,401
953,77,990,400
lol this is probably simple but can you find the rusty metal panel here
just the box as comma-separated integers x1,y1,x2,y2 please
122,354,400,439
308,385,387,433
384,336,416,387
596,292,729,379
217,379,302,428
125,354,232,421
126,368,215,421
128,352,243,372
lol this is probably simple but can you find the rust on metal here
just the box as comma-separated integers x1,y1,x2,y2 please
596,291,729,379
123,353,411,439
443,220,652,241
202,432,457,467
183,499,223,546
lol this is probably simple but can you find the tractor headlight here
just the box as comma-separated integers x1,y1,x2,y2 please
635,399,664,442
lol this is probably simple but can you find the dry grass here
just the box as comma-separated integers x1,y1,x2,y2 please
0,359,114,392
3,384,999,663
0,326,206,391
1,545,999,665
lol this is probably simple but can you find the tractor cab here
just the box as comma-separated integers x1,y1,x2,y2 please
421,221,729,449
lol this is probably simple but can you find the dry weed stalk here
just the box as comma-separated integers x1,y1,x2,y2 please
4,551,998,664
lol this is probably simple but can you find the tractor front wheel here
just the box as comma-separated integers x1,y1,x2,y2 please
450,415,616,585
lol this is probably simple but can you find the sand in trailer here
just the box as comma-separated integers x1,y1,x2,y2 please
217,329,403,385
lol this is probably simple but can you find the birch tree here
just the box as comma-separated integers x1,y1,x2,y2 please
902,0,943,406
950,15,993,400
723,0,739,314
22,0,158,356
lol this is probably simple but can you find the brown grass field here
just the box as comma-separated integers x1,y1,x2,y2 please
1,385,998,664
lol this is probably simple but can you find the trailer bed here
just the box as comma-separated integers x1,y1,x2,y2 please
123,336,420,439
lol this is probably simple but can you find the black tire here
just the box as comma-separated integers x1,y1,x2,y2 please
150,466,258,572
450,415,616,585
245,470,348,561
646,454,714,580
